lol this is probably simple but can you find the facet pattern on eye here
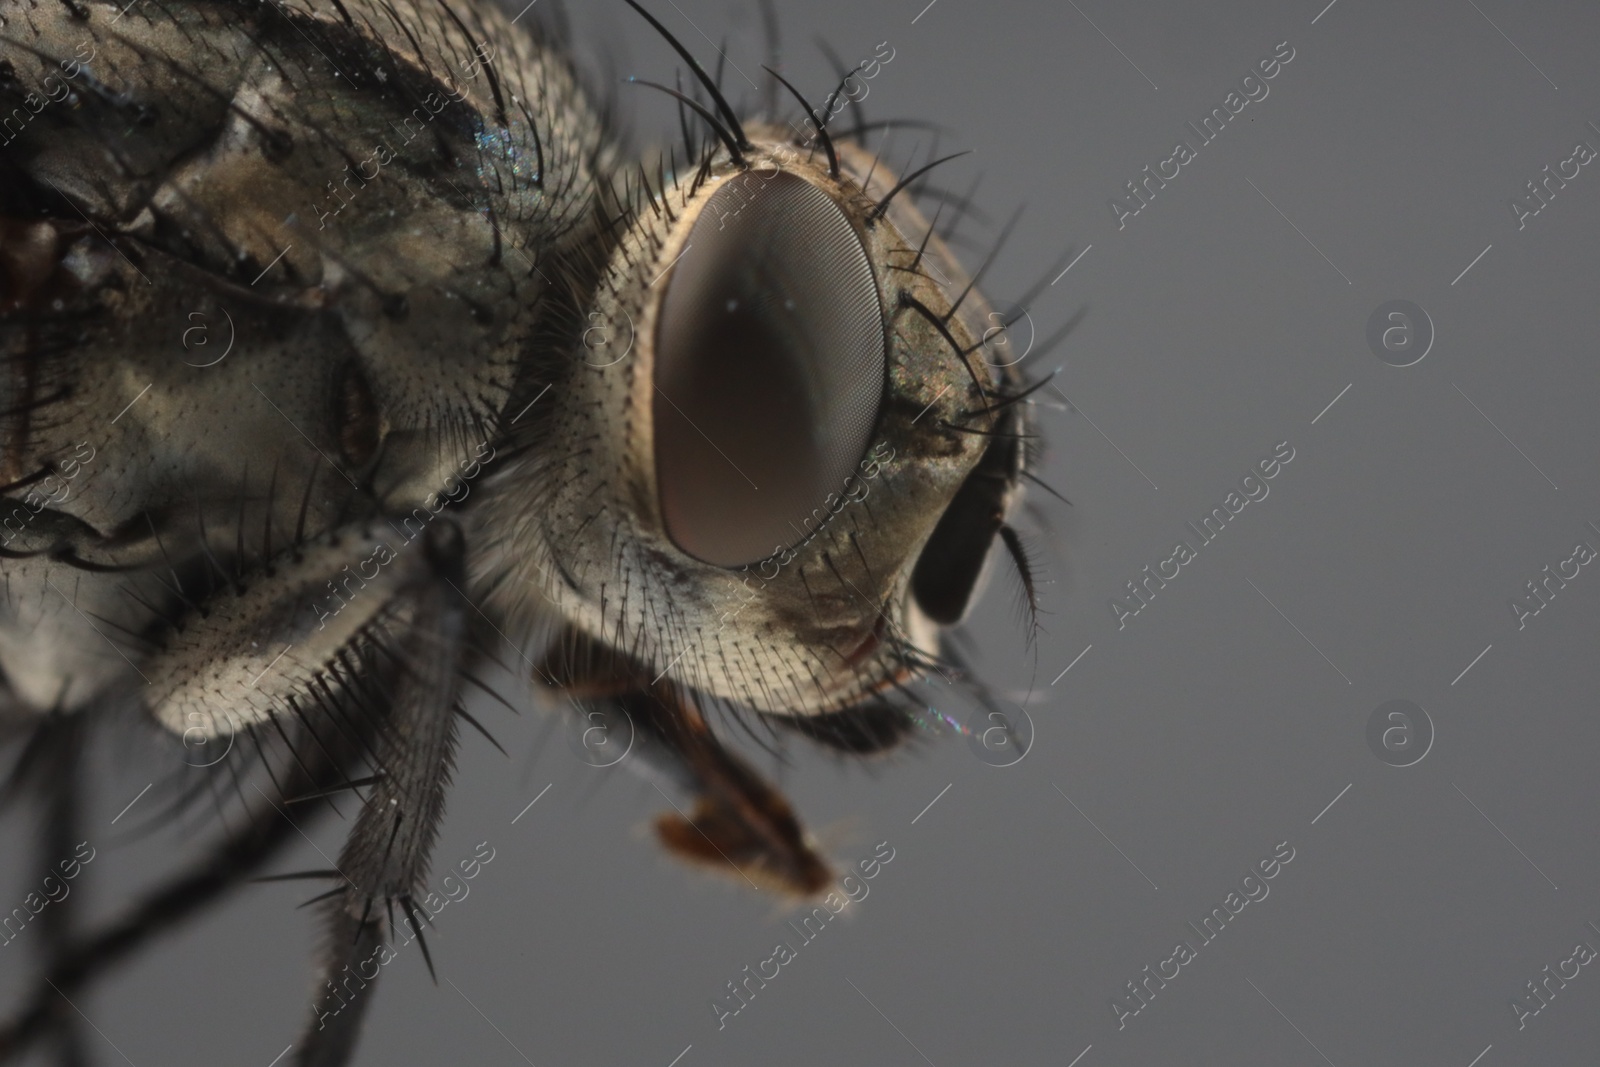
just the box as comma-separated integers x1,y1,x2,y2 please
652,171,883,568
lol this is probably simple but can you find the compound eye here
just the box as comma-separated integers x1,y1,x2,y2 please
653,170,885,568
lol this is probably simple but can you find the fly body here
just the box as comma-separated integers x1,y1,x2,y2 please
0,1,1051,1061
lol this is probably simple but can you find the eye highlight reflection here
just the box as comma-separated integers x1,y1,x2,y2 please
652,170,885,568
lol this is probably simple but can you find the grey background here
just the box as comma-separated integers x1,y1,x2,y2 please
6,0,1600,1064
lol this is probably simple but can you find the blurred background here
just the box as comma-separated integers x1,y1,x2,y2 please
6,0,1600,1064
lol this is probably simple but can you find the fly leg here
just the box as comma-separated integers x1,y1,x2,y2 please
541,630,833,897
34,709,88,1067
0,712,360,1062
0,517,471,1067
291,521,468,1067
0,706,90,1066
